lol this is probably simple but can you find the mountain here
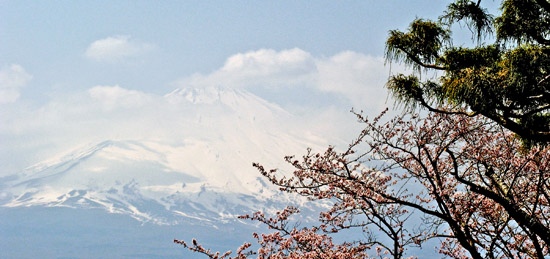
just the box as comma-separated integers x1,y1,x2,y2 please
0,87,442,258
0,87,326,226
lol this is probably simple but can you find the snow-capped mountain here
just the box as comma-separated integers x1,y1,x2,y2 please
0,87,326,226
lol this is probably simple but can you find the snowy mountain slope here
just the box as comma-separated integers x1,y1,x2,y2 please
0,87,327,225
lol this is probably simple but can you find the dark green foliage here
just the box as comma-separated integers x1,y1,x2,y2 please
441,0,494,41
497,0,550,44
386,19,450,70
386,0,550,144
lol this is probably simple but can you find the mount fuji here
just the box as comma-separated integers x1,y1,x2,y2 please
0,87,333,258
1,86,329,222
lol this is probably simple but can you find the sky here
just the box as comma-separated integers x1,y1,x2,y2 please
0,1,466,175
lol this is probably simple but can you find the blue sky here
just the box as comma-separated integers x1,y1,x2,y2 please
1,1,448,98
1,1,471,174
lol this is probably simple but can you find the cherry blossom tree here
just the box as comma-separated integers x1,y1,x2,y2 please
175,110,550,258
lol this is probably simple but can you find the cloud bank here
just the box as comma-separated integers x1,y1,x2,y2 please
2,48,404,176
177,48,404,110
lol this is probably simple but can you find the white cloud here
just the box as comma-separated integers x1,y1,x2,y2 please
84,35,154,62
315,51,395,111
179,48,316,89
221,48,314,77
176,48,406,110
0,64,32,104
